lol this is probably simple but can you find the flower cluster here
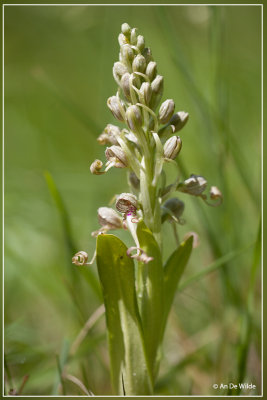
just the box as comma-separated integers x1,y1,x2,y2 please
74,23,222,265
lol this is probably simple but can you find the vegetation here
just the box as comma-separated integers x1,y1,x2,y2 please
4,5,261,396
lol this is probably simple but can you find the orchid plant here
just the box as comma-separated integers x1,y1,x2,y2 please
72,23,222,395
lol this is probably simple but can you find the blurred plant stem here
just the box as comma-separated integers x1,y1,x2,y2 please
44,171,101,311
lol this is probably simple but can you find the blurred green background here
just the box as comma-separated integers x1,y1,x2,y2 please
4,5,261,396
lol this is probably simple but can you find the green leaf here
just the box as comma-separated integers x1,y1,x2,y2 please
96,234,153,395
136,220,164,379
163,236,193,335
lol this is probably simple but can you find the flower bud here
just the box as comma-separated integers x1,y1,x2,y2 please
132,54,146,73
159,99,175,124
161,197,185,223
178,174,207,196
136,35,145,51
163,136,182,159
146,61,157,81
150,75,164,110
139,82,152,105
107,96,125,121
142,47,153,64
130,28,138,45
113,62,128,84
72,251,88,266
116,192,138,214
120,72,131,101
169,111,189,132
125,105,143,133
118,33,128,46
105,145,128,168
121,23,131,37
121,44,134,65
97,207,123,229
90,159,104,175
97,124,120,145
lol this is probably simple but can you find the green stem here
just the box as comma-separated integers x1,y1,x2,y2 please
140,155,161,247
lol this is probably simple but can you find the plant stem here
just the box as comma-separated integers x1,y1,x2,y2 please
139,131,162,247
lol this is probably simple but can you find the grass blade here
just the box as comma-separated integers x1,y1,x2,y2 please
178,243,253,293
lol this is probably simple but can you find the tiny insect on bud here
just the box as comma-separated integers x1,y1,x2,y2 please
130,28,138,45
136,35,145,52
125,105,143,133
90,159,104,175
132,54,146,73
159,99,175,124
105,145,128,168
97,124,120,145
116,192,138,214
161,197,185,223
169,111,189,132
142,47,153,64
72,251,88,266
178,174,207,196
121,23,131,37
139,82,152,106
107,96,125,122
150,75,164,110
146,61,157,81
113,62,128,84
97,207,123,229
163,136,182,159
120,44,134,65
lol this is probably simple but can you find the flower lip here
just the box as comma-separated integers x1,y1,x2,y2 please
90,159,104,175
72,251,88,266
126,247,154,264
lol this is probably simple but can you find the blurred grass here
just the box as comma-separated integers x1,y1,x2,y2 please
4,5,261,395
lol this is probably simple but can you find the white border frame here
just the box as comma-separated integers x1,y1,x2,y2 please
2,3,263,398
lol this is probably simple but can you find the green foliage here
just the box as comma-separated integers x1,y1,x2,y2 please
96,234,153,395
136,220,164,379
4,5,261,396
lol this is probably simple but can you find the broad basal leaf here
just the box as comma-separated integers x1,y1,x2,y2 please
162,236,193,337
96,234,152,395
136,220,164,379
